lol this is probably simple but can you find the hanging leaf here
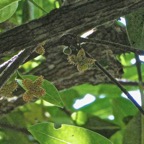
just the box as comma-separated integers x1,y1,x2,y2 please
126,8,144,49
28,122,113,144
16,74,63,108
0,1,20,23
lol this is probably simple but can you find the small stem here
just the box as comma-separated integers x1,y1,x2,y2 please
79,37,144,55
94,61,144,115
0,122,29,134
103,80,144,87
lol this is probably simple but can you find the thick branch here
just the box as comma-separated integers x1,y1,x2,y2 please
0,0,144,56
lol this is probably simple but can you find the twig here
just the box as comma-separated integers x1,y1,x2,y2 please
79,37,144,55
94,61,144,115
134,54,144,105
0,122,29,134
60,107,72,116
0,46,36,89
103,80,144,87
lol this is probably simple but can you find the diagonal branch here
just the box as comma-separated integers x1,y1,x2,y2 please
0,0,144,56
79,37,144,55
95,61,144,115
0,46,36,89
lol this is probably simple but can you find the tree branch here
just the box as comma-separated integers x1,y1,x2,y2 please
0,122,29,134
0,0,144,56
104,80,144,87
79,37,144,55
95,61,144,115
0,46,36,89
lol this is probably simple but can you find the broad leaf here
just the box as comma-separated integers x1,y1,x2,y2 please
16,74,63,108
60,89,79,111
0,0,19,9
0,1,19,23
80,98,113,119
29,122,113,144
112,97,138,126
126,8,144,49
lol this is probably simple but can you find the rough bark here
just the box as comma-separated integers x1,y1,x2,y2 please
0,0,144,55
0,0,144,115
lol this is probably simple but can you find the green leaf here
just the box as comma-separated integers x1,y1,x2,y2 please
126,8,144,49
16,74,63,108
0,0,19,9
60,89,79,111
123,113,144,144
84,116,120,138
112,97,138,126
28,122,113,144
80,98,113,119
110,130,124,144
72,84,121,98
31,0,55,18
0,1,19,23
45,106,73,125
42,80,63,108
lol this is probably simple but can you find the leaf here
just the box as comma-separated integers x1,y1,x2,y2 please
32,0,55,18
0,0,19,9
0,1,19,23
42,80,63,108
126,8,144,49
72,84,121,98
45,106,73,125
80,98,113,119
112,97,138,126
16,74,63,108
28,122,113,144
84,116,120,138
110,130,124,144
123,113,143,144
60,89,79,111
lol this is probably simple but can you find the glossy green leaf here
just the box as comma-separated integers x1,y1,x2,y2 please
42,80,63,108
0,1,19,23
0,0,19,9
29,122,113,144
16,74,63,108
126,8,144,49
